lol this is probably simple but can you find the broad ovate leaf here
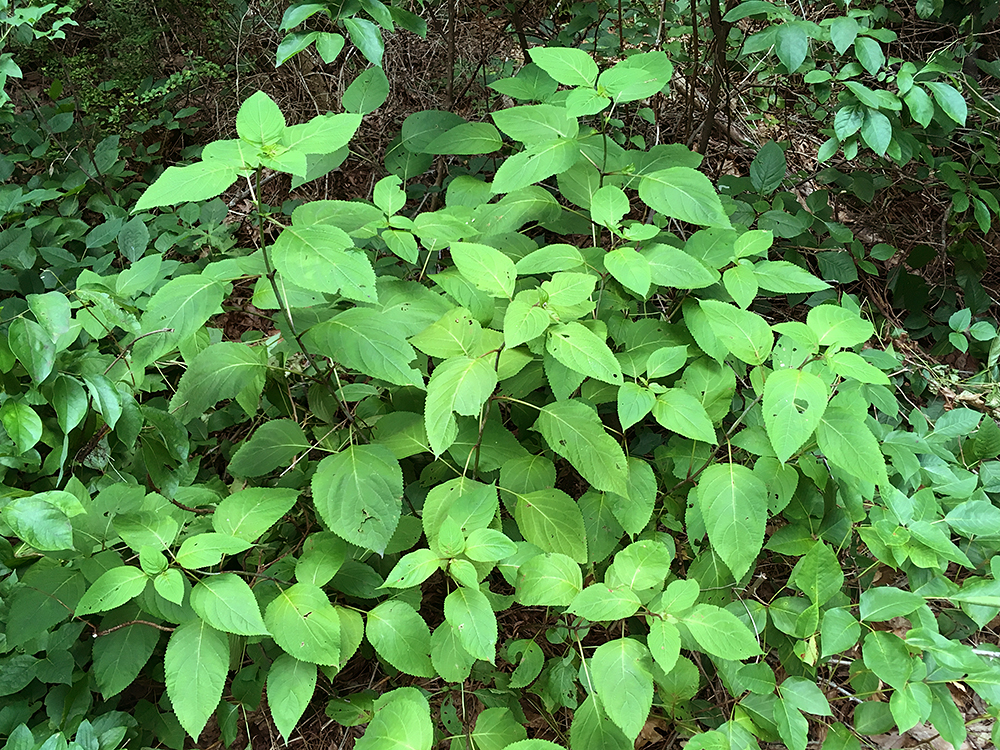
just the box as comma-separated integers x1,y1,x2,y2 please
763,368,829,463
695,463,767,580
312,445,403,554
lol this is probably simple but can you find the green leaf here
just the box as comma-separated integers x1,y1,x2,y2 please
356,688,432,750
304,307,424,388
236,90,285,145
775,22,808,71
430,621,477,682
445,586,497,662
92,607,160,699
175,533,252,569
591,638,653,741
276,30,319,65
789,541,843,606
504,295,552,348
604,246,650,297
117,216,149,262
492,104,578,145
51,375,87,432
617,382,656,431
508,640,545,689
516,243,585,274
535,400,630,496
471,708,528,750
816,406,887,485
296,532,346,587
366,600,435,677
645,244,720,290
571,694,631,750
546,322,623,385
600,52,673,102
264,583,341,665
425,355,498,456
591,185,630,229
860,108,892,156
607,539,674,590
530,47,598,86
342,66,390,114
450,241,516,299
283,112,361,154
492,137,581,194
213,487,300,542
271,225,376,302
424,122,502,154
9,318,55,383
344,17,383,66
542,271,598,306
170,342,265,422
134,160,239,210
925,81,967,125
568,583,641,621
859,587,925,622
700,300,773,364
76,566,148,616
774,697,809,750
638,168,731,228
164,619,229,741
652,388,717,443
750,141,786,194
827,350,890,385
515,552,583,606
190,573,269,636
382,549,442,588
696,463,767,580
806,305,874,349
904,85,934,128
134,275,227,365
465,528,517,562
647,618,681,675
829,16,859,53
862,630,912,690
312,445,403,554
753,260,830,293
763,368,829,463
820,609,861,658
680,603,763,659
853,36,884,75
723,264,758,309
515,488,588,563
229,419,310,478
0,400,41,453
267,653,317,742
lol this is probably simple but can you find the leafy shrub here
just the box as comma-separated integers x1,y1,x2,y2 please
3,10,1000,750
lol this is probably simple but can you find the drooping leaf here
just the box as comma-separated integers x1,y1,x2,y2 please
444,586,497,662
135,161,239,210
700,300,773,364
425,355,498,456
695,463,767,579
164,619,229,740
450,242,516,298
534,400,629,496
267,653,317,742
591,638,653,741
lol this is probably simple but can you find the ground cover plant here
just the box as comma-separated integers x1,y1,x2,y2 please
1,0,1000,749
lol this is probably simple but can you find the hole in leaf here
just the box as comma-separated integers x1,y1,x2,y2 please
793,398,810,413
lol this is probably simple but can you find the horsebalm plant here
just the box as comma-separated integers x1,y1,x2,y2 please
4,45,1000,750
